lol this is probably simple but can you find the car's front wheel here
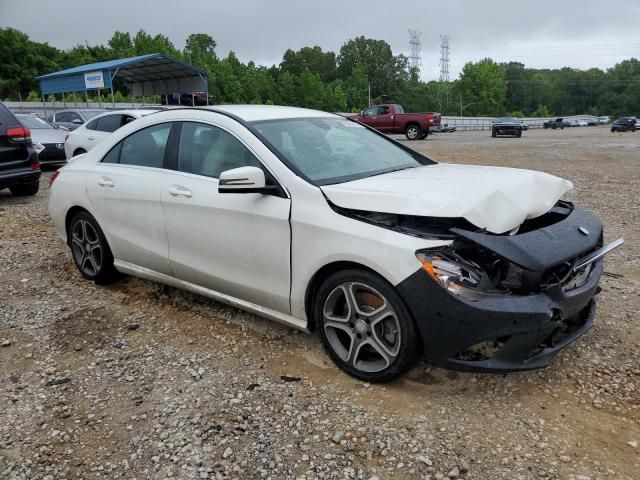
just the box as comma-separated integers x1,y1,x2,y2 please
68,211,118,284
315,269,422,382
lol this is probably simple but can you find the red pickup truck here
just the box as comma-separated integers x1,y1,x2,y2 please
350,104,441,140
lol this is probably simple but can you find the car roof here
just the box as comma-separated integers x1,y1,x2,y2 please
200,105,337,122
90,109,159,120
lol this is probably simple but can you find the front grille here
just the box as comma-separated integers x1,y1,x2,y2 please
39,144,66,162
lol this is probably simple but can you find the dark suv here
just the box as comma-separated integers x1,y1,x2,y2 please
611,117,636,132
0,102,41,196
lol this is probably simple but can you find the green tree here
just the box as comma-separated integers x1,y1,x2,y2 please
337,36,408,101
533,104,552,117
344,63,369,111
281,46,337,82
458,58,507,116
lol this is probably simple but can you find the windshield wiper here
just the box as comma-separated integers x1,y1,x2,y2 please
365,165,416,179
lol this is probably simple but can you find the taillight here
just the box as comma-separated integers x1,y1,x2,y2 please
30,160,40,170
7,127,31,142
50,171,60,187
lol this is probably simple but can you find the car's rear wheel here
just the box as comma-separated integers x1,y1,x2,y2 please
73,148,87,157
68,211,118,284
405,124,421,140
9,182,39,196
315,269,421,382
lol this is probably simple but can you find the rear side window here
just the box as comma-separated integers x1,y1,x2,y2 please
86,119,98,130
177,122,261,178
0,102,18,125
95,114,123,132
117,123,171,168
56,112,72,122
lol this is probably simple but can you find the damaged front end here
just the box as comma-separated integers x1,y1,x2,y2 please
335,200,624,372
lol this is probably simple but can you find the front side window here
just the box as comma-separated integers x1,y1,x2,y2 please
253,117,432,185
177,122,261,178
362,107,378,117
95,114,124,133
102,123,171,168
86,119,98,130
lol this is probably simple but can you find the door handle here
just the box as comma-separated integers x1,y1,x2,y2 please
97,177,114,187
168,186,192,198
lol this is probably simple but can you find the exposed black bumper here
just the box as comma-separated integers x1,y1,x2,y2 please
38,144,66,164
397,205,608,373
0,167,41,190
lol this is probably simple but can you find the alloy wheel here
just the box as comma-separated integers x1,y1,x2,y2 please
322,282,401,373
70,219,103,277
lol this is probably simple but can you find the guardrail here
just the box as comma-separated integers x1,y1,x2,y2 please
7,102,606,130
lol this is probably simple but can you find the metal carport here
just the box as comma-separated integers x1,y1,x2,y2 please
36,53,208,106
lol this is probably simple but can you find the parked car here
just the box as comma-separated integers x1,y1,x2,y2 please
587,118,598,126
563,119,578,128
15,114,67,165
577,120,588,127
350,104,440,140
0,101,40,196
64,109,159,159
491,117,523,137
48,105,623,382
610,117,637,132
543,118,565,129
520,120,529,131
48,109,106,131
597,116,610,125
438,123,456,133
162,92,212,106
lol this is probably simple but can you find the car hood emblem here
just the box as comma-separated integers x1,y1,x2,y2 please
578,227,589,236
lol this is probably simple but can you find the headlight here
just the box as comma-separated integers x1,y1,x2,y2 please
416,250,503,301
33,142,45,154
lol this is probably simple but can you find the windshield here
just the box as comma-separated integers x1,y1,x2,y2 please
17,115,54,129
252,117,432,184
496,117,517,123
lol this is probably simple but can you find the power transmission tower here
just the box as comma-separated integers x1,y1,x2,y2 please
439,35,450,82
408,29,422,75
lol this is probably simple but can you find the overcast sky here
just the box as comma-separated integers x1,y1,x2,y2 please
2,0,640,80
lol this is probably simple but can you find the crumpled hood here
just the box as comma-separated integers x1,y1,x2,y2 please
321,164,573,234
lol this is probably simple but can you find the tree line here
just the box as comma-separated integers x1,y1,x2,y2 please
1,27,639,117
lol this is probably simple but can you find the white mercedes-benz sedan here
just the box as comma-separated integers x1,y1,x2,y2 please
48,105,622,382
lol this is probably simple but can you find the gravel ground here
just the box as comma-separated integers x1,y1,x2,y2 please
0,126,638,480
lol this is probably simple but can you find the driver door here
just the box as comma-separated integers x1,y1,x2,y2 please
161,120,292,313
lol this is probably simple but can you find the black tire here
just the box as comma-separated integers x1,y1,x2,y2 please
68,211,118,285
561,125,565,130
491,129,497,137
516,130,522,138
611,128,616,132
314,269,422,383
404,124,421,140
9,182,39,196
73,148,87,157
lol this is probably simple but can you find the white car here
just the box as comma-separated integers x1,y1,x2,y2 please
64,109,158,160
577,120,588,127
48,105,622,382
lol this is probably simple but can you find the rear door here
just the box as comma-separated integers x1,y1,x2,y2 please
85,121,174,274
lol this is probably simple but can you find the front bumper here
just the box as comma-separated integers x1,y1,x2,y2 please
397,205,616,373
397,261,601,372
38,144,67,164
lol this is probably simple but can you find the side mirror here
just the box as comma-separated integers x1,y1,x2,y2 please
72,118,83,124
219,166,274,194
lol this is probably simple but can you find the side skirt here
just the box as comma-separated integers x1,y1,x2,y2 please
113,259,310,333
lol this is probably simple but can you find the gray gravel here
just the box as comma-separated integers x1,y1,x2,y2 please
1,126,639,479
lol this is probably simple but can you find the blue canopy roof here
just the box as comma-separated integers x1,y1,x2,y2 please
37,53,208,96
